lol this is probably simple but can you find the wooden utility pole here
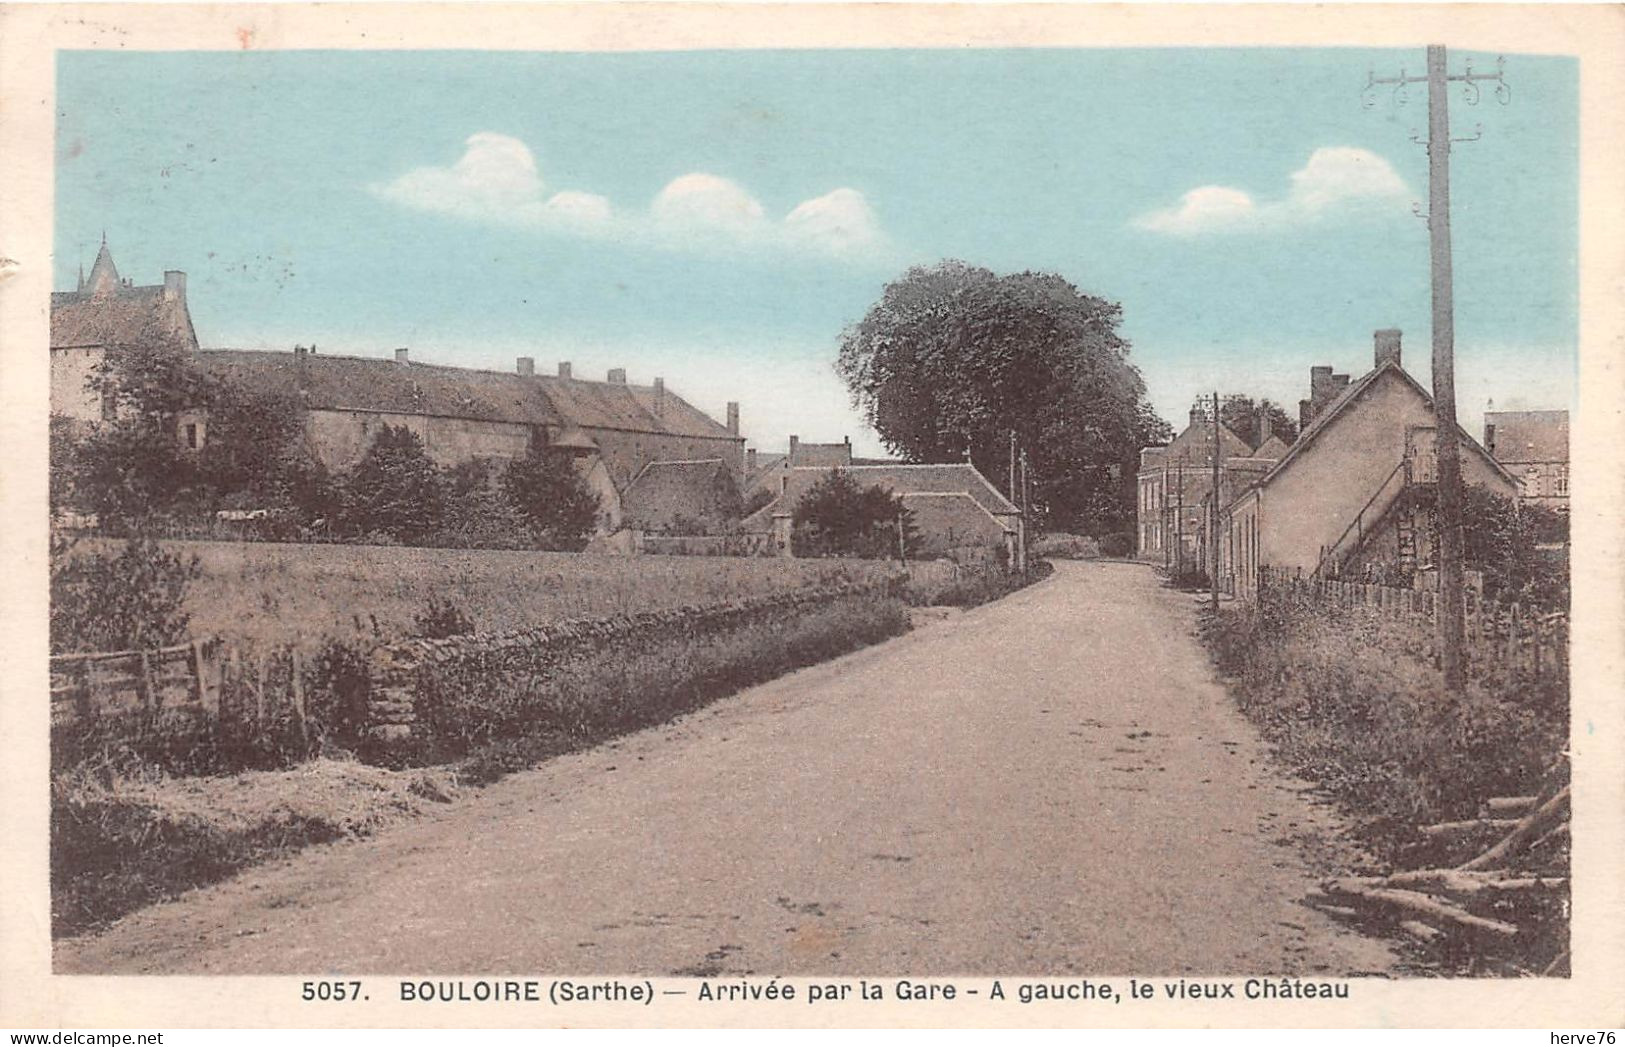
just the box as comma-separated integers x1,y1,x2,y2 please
1210,391,1222,614
1019,448,1031,571
1366,46,1509,691
1426,45,1467,690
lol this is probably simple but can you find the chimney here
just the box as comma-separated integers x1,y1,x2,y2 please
653,377,665,415
1189,406,1202,428
747,448,758,473
1332,373,1351,398
558,361,572,379
1299,399,1313,432
608,367,626,384
788,435,800,464
517,356,535,377
726,401,740,436
1485,421,1498,456
163,270,186,301
395,347,410,365
1257,406,1272,447
1374,328,1402,369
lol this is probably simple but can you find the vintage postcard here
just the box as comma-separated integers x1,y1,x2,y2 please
1,2,1622,1031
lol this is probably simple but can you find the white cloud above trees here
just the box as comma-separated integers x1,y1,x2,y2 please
373,132,887,261
1135,147,1410,236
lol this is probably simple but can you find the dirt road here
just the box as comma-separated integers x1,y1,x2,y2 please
58,561,1396,976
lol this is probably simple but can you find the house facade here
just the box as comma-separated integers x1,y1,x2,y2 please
50,242,747,537
1135,407,1257,566
1218,330,1519,600
1484,409,1569,511
50,240,199,424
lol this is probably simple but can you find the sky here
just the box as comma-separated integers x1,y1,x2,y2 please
55,47,1577,456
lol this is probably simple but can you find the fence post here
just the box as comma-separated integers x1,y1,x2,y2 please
290,649,309,757
137,650,154,712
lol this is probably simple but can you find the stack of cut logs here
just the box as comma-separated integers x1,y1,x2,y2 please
1308,781,1570,975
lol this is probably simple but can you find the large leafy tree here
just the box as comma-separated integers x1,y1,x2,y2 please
1218,396,1299,449
836,261,1171,534
500,441,601,551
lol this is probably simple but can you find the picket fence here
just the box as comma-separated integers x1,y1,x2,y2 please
1256,566,1569,679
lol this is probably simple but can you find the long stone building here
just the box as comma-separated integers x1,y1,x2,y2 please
50,243,746,533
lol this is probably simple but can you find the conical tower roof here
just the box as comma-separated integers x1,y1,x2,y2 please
86,237,120,297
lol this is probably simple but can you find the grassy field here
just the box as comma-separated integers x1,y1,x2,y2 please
106,540,954,650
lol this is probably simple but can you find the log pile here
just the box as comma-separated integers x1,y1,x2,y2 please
1307,783,1570,975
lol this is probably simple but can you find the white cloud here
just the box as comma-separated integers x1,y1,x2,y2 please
784,187,885,257
1135,147,1410,236
372,133,885,262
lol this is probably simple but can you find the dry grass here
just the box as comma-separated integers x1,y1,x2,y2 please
51,758,458,937
84,540,952,650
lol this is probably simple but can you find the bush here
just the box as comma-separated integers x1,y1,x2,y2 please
50,534,201,654
411,597,475,639
1097,531,1133,558
342,425,446,543
501,441,600,550
790,468,917,559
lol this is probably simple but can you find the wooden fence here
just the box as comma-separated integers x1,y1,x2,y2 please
50,639,318,754
1257,567,1569,680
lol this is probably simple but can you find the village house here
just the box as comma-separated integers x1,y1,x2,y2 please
741,461,1025,568
741,434,855,500
50,243,746,536
1484,408,1569,511
619,458,743,535
1135,403,1263,567
1213,329,1519,600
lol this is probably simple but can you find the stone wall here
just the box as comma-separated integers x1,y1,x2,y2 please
364,580,892,752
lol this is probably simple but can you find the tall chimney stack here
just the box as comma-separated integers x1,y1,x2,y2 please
163,270,186,302
747,448,758,473
517,356,535,377
558,361,572,379
726,401,740,436
1374,328,1402,369
395,347,410,366
789,435,800,465
1256,405,1272,447
653,377,665,415
608,367,626,384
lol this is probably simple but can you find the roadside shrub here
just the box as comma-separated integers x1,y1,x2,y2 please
791,468,917,560
910,560,1054,609
1200,591,1566,860
1030,532,1099,560
411,597,475,639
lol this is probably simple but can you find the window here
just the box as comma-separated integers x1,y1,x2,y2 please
185,423,198,449
1556,464,1569,496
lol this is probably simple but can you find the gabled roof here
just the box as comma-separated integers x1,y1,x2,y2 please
1486,410,1569,464
742,462,1020,531
743,453,788,493
1255,434,1291,460
51,284,198,352
1237,361,1517,506
896,492,1016,538
1140,418,1252,471
191,349,739,440
197,350,565,427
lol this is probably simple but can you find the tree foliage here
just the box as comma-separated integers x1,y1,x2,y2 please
500,441,601,551
1218,396,1299,449
1460,486,1569,609
50,534,201,654
790,468,917,559
836,261,1170,534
